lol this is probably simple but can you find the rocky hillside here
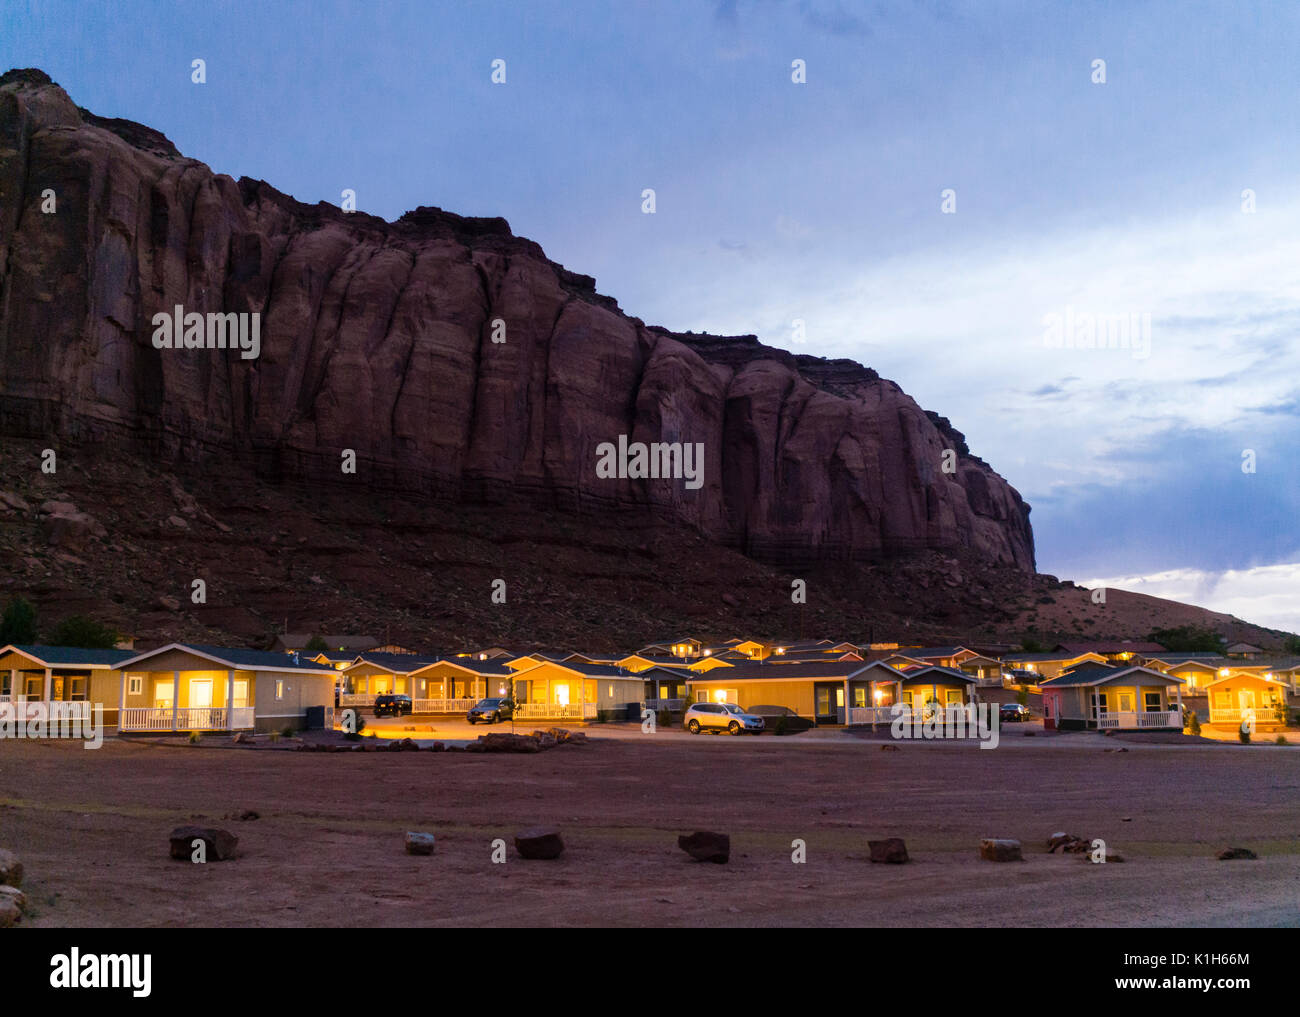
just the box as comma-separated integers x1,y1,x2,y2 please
0,69,1033,572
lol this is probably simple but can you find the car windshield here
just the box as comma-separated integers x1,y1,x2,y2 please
721,703,744,714
477,699,502,707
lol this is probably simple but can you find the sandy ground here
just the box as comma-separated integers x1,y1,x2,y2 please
1,729,1298,927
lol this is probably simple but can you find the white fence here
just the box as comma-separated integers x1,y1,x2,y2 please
847,706,898,725
645,698,685,712
411,698,478,713
1095,709,1181,730
514,703,598,720
119,706,256,732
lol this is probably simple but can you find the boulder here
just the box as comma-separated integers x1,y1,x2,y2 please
0,848,22,886
868,838,909,864
1047,832,1091,853
405,832,436,856
678,831,730,863
231,732,254,745
0,884,26,913
40,511,106,548
1216,847,1258,860
169,825,238,861
979,838,1023,862
0,899,19,928
514,827,564,860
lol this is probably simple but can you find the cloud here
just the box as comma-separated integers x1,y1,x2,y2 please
1082,563,1300,635
797,0,871,36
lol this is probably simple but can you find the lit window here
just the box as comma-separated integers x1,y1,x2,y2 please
128,676,142,696
275,680,285,700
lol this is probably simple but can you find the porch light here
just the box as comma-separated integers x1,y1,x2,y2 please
1219,668,1230,677
776,647,785,655
873,688,883,702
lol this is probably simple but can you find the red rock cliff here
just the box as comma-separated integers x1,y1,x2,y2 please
0,70,1034,571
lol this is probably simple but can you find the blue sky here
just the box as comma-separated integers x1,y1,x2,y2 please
4,1,1298,630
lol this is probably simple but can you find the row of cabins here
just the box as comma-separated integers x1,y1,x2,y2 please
3,634,1293,735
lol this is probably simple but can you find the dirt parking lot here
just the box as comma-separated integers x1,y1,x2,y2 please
1,731,1297,926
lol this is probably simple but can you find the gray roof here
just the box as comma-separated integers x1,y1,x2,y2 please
898,665,976,685
688,660,902,682
348,652,442,673
5,644,135,667
120,643,337,673
1039,665,1181,688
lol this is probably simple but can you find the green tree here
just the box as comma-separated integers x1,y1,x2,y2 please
1282,633,1300,655
303,634,330,654
45,615,119,649
0,597,38,644
1148,625,1223,653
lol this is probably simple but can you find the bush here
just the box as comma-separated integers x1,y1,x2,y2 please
1276,735,1288,745
1238,724,1251,744
0,596,38,644
45,614,118,649
1185,712,1201,736
281,725,295,738
187,730,201,744
773,715,789,736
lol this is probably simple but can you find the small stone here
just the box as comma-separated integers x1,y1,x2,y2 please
405,832,436,856
0,884,27,913
979,838,1023,862
0,848,22,887
1216,847,1258,860
868,838,909,864
0,899,19,928
880,744,900,752
169,826,238,861
514,827,564,860
678,831,730,863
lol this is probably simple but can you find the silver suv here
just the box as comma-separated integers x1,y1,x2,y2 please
684,701,765,735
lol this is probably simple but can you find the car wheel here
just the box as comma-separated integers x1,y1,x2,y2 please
687,719,700,734
728,721,741,735
468,717,476,725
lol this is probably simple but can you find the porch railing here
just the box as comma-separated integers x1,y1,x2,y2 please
339,694,376,707
513,703,598,720
1208,707,1284,726
848,706,899,725
119,707,256,732
411,698,479,713
645,698,684,712
1095,709,1181,729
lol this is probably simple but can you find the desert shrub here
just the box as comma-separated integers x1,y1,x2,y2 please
281,725,295,738
1185,712,1201,736
187,730,201,744
1276,735,1288,745
1238,724,1251,744
773,715,789,736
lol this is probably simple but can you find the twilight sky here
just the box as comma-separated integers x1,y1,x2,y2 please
4,0,1298,631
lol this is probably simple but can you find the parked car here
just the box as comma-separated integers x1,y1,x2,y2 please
684,701,765,735
373,694,412,717
1000,703,1031,723
468,697,513,724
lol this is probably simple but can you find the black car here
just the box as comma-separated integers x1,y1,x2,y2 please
467,697,513,724
1000,703,1031,723
373,694,413,717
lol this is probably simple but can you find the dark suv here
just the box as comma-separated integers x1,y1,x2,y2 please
467,698,513,724
373,694,413,717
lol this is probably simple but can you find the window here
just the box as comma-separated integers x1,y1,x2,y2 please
68,677,86,701
233,680,249,708
275,680,284,701
945,689,963,705
128,675,142,696
1144,692,1161,712
155,681,174,709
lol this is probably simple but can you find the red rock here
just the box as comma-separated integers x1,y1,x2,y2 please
0,71,1035,574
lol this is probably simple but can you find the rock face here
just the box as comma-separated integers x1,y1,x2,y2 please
0,70,1034,571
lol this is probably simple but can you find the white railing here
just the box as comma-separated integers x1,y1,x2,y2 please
0,701,95,724
1208,708,1285,726
1095,709,1181,730
848,706,897,725
513,703,598,720
339,694,376,707
645,698,685,711
119,707,254,731
411,698,478,713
